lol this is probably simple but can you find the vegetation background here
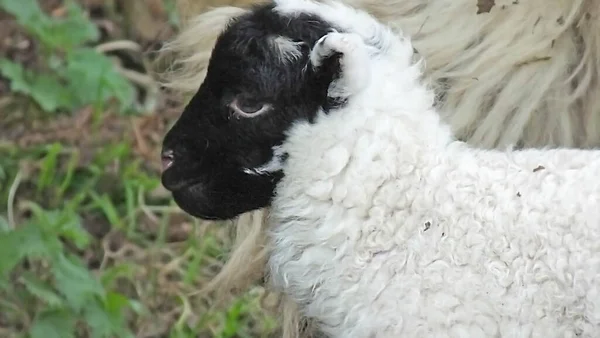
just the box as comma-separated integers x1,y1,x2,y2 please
0,0,277,337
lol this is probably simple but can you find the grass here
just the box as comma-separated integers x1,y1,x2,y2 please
0,0,277,337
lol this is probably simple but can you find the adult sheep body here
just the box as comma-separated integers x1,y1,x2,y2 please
159,0,600,336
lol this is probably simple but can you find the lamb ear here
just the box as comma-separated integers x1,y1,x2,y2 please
307,47,343,113
312,58,345,113
297,40,311,56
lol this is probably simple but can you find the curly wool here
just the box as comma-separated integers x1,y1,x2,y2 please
267,1,600,337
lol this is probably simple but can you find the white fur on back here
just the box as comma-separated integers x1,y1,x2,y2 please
340,0,600,149
267,1,600,337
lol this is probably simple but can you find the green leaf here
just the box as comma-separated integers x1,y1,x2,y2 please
94,142,130,168
47,54,64,70
0,58,29,93
19,272,64,308
37,143,62,192
0,215,9,233
0,51,134,113
52,254,104,311
83,297,135,338
51,210,90,250
164,0,181,27
64,48,135,111
183,245,204,285
128,299,145,315
21,202,90,250
0,0,99,50
29,309,76,338
0,224,50,277
83,301,114,338
29,73,73,111
57,150,80,199
0,230,24,277
48,1,100,48
0,59,72,112
220,300,248,338
0,1,131,114
104,291,130,316
0,0,47,26
0,163,5,180
88,192,121,228
58,215,90,251
99,263,135,289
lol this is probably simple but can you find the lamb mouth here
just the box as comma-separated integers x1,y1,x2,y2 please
170,186,223,220
161,173,204,192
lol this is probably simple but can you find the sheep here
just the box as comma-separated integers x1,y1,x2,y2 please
158,0,600,336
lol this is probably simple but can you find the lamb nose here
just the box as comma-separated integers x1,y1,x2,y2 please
161,149,175,171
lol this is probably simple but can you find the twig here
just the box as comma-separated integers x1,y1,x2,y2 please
174,290,193,328
115,66,156,88
132,118,150,155
95,40,142,54
7,170,22,230
114,65,160,111
97,39,163,111
140,205,161,225
142,205,185,213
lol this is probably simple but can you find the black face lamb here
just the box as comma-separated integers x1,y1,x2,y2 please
160,3,340,220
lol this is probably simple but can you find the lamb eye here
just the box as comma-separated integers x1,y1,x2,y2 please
229,98,271,118
238,101,263,113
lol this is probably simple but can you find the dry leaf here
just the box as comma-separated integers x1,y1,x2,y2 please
477,0,496,14
533,165,546,172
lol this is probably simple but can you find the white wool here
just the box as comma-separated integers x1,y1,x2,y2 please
267,1,600,337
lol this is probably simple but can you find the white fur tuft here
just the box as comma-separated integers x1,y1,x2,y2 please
244,145,287,175
269,35,305,63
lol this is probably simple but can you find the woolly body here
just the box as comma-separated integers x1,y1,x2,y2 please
263,1,600,336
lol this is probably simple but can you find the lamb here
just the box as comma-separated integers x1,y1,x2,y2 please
158,0,600,336
160,0,600,335
161,0,600,317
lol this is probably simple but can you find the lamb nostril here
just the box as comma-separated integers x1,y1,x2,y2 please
161,149,174,171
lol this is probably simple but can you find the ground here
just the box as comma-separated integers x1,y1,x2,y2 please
0,0,277,337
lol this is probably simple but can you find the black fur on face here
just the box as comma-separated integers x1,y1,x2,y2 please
161,2,340,220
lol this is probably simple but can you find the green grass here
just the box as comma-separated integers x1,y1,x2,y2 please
0,140,278,337
0,0,277,337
